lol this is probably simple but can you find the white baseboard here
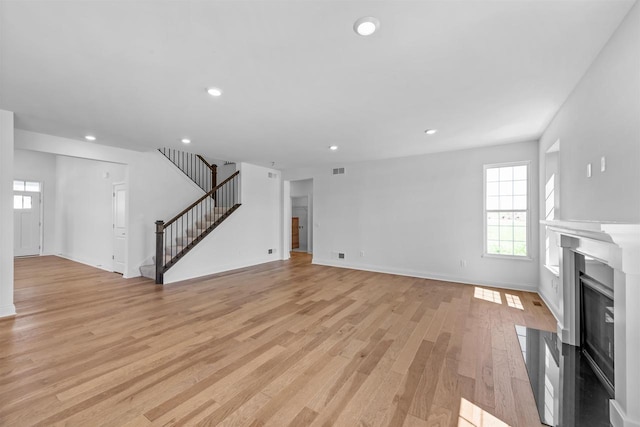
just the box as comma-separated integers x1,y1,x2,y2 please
164,256,279,284
56,253,113,273
0,303,16,319
312,258,538,292
536,289,561,322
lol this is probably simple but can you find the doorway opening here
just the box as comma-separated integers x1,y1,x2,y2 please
292,197,308,252
288,179,313,259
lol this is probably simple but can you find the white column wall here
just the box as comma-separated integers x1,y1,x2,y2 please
0,110,16,318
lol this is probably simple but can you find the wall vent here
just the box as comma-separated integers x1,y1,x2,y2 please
332,167,345,175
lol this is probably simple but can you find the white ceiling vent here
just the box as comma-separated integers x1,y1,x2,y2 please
332,167,345,175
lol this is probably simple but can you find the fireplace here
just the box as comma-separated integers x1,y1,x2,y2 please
541,220,640,427
580,271,614,396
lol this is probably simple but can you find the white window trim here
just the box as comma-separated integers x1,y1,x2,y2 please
13,179,42,193
482,160,532,261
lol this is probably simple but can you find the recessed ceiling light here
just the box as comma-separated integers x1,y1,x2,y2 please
329,145,339,151
85,135,96,141
424,129,438,135
207,87,223,97
181,138,191,144
354,17,380,36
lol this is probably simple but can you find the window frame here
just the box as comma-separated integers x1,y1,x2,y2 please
13,194,33,210
13,180,41,193
482,161,532,260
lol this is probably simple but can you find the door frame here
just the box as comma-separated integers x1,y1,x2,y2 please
13,179,44,257
285,179,313,256
291,202,309,252
112,181,127,274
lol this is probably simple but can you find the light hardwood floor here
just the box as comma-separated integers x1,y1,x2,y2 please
1,254,555,426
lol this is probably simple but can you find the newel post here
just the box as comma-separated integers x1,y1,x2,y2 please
155,220,164,284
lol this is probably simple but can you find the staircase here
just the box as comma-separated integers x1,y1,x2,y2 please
159,147,218,192
139,149,241,284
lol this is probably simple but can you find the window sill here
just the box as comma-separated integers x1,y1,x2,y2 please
482,253,533,261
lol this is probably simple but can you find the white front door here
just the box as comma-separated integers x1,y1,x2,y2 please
13,188,41,256
113,183,127,274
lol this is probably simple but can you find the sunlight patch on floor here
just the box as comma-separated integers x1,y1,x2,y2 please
458,398,511,427
505,294,524,310
474,287,502,304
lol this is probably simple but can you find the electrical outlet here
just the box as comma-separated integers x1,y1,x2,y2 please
360,250,364,257
601,156,606,172
460,259,467,268
338,253,345,259
268,249,273,254
587,163,592,178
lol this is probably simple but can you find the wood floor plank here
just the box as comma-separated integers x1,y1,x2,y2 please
0,255,556,427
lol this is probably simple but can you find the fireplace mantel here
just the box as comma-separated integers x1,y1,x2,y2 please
542,219,639,245
541,219,640,427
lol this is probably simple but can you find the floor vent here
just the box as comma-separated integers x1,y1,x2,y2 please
532,301,542,306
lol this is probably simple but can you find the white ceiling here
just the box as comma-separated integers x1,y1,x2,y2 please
0,1,634,169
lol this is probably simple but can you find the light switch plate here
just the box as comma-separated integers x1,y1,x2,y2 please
587,163,592,178
601,156,606,172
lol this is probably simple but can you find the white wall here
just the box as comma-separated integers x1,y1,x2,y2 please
0,110,16,318
164,162,282,283
208,158,236,184
282,180,291,261
13,149,57,254
54,156,127,270
285,141,540,291
538,2,640,317
16,130,135,164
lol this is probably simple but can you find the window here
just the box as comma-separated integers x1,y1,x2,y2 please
13,180,41,192
485,162,529,257
14,195,32,209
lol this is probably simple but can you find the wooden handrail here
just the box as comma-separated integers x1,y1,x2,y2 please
164,171,240,228
196,154,218,190
196,155,214,171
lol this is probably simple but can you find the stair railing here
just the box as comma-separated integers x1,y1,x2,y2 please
196,155,217,193
155,171,240,284
159,148,217,193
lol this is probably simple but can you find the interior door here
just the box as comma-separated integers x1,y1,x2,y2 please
13,191,41,256
113,183,127,274
292,217,299,249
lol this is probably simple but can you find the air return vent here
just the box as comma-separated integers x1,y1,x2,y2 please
332,167,345,175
